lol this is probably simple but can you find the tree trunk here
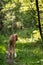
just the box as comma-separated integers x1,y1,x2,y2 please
36,0,43,39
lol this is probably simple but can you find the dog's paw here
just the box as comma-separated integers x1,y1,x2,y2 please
14,53,17,58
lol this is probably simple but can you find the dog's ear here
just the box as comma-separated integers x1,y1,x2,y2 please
9,34,18,45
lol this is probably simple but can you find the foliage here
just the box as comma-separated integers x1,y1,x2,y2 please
0,0,37,35
0,0,43,36
0,0,43,65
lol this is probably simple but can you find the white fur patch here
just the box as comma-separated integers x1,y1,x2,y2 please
14,52,17,58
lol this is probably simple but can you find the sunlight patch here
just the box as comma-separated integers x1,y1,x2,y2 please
0,46,6,53
18,38,27,43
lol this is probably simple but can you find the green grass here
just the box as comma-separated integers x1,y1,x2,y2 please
0,33,43,65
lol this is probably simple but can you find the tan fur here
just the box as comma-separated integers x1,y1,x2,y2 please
6,34,18,59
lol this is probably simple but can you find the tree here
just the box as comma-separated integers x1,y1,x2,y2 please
36,0,43,40
0,0,4,31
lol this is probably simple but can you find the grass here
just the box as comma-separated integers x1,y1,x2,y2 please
0,29,43,65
